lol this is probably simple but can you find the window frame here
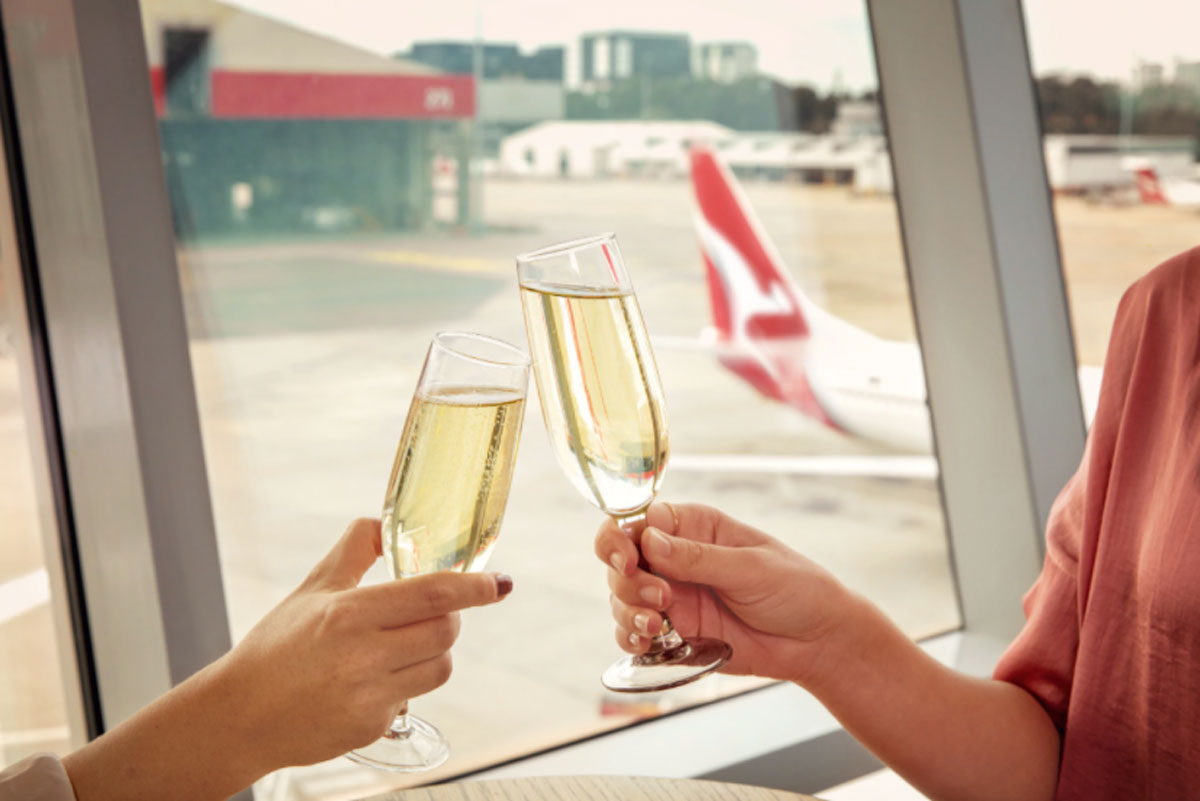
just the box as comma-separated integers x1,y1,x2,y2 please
0,0,1083,793
0,14,93,750
0,1,238,790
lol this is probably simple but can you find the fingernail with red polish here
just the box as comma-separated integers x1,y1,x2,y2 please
496,574,513,598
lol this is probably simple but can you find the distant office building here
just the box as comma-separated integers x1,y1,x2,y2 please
581,31,692,85
476,81,566,155
524,47,566,82
399,40,565,157
403,41,564,82
1133,60,1165,89
1176,60,1200,95
693,42,758,83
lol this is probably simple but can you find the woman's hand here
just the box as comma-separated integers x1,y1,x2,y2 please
598,502,1064,801
64,518,512,801
214,517,511,768
595,502,852,683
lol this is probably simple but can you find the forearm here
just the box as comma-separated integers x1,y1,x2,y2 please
800,593,1061,801
62,656,267,801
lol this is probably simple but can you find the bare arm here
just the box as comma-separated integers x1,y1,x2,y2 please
63,518,511,801
598,502,1059,801
804,592,1060,801
62,656,272,801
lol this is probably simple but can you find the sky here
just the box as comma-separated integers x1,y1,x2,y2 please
226,0,1200,91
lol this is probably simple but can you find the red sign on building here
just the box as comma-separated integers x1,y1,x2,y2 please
150,68,476,120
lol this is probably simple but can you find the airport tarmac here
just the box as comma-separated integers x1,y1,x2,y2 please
2,177,1196,798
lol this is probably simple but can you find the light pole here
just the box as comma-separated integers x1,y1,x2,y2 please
469,7,485,234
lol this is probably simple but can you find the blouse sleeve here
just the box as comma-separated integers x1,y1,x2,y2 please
992,449,1087,732
991,256,1158,732
0,754,77,801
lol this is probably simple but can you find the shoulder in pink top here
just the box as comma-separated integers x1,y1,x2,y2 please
994,245,1200,799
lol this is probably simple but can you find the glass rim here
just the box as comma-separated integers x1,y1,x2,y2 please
431,331,530,368
515,232,617,265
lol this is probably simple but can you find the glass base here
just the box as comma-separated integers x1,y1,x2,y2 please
345,714,449,772
601,637,732,692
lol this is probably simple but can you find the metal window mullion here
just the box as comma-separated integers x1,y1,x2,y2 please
0,0,234,732
0,25,96,745
868,0,1086,641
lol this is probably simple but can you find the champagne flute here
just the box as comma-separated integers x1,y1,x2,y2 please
347,332,529,771
516,233,732,692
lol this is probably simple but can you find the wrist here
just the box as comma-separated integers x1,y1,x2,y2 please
786,583,882,691
195,650,279,784
60,653,272,801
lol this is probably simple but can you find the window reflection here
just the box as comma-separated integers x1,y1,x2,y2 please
139,1,958,795
0,270,76,766
1024,0,1200,369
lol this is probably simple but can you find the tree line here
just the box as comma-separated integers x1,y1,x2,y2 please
1035,75,1200,137
566,75,1200,142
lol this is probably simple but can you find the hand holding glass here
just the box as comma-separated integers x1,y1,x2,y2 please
347,332,529,771
517,233,731,692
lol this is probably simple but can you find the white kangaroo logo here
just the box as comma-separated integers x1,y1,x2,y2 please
694,212,798,343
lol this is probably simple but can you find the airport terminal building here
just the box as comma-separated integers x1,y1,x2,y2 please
142,0,476,238
499,115,1193,197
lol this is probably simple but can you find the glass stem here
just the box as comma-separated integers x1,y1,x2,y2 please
385,700,413,740
614,510,684,654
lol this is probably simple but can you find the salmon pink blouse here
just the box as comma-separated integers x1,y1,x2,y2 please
995,245,1200,798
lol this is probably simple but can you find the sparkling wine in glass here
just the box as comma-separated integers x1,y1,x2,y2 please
346,332,529,771
516,233,732,692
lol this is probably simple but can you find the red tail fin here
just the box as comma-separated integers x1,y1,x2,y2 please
689,145,809,341
1134,167,1169,205
689,145,838,429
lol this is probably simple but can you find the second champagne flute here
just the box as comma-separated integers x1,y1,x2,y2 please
346,332,529,771
516,232,732,692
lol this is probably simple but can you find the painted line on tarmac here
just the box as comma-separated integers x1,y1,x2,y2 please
671,453,938,480
0,569,50,626
360,250,499,274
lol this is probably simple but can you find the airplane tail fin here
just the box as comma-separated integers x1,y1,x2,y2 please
1134,167,1169,205
689,144,815,342
688,144,838,427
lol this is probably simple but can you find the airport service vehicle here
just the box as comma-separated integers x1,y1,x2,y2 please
1130,163,1200,211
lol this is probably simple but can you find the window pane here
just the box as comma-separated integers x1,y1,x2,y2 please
1023,0,1200,379
0,274,80,765
137,1,959,795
